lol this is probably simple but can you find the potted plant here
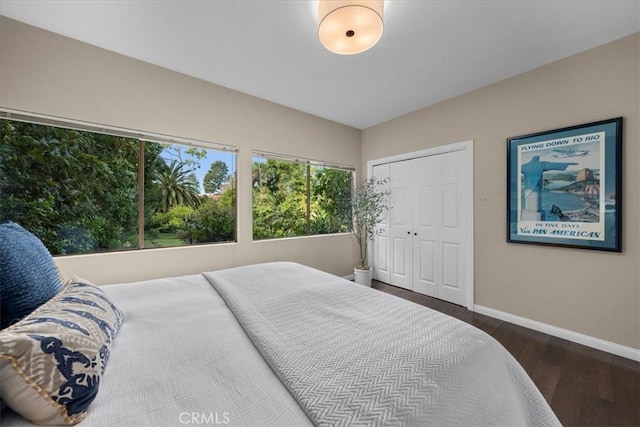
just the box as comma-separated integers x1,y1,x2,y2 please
351,178,389,286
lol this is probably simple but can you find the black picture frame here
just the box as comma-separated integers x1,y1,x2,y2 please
507,117,622,252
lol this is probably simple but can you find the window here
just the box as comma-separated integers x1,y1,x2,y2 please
144,142,236,248
0,116,236,255
252,152,353,240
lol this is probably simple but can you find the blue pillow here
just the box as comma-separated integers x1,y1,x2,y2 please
0,222,63,329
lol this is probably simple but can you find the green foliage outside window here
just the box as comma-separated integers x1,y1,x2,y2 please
203,160,229,194
0,119,236,255
153,160,201,213
0,119,350,252
311,167,353,234
252,157,352,240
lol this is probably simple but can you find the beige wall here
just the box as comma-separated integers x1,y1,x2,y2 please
362,33,640,349
0,17,361,283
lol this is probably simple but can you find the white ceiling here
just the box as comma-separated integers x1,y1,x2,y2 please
1,1,639,129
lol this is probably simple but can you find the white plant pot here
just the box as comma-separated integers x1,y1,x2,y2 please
354,267,372,287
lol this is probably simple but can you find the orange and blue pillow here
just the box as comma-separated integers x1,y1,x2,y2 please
0,278,124,425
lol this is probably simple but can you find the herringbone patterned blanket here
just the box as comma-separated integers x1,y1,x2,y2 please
204,262,560,427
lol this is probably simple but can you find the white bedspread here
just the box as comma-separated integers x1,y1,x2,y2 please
2,274,311,427
3,262,560,426
204,262,561,427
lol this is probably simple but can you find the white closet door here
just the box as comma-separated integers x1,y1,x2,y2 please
388,160,413,290
437,150,467,306
371,143,471,307
372,164,390,283
412,156,439,297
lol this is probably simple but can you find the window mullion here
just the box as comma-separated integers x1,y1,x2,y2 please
137,140,145,249
306,164,311,235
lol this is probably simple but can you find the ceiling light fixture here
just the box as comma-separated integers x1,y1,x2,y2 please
318,0,384,55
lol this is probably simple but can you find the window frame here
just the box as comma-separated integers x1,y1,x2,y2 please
0,108,239,255
252,150,355,241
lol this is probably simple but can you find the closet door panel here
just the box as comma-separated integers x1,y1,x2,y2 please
413,156,438,297
438,151,467,306
374,235,389,277
442,242,460,290
372,164,391,283
388,160,413,290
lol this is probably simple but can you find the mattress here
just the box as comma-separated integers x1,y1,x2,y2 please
2,262,560,426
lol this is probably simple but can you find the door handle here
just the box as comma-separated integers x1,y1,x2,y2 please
414,233,417,236
407,231,410,235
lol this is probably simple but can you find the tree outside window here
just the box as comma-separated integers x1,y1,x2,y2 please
0,119,236,255
252,156,352,240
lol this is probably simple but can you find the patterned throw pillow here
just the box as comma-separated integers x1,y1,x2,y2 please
0,278,124,425
0,222,64,329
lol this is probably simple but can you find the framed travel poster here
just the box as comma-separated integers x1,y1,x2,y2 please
507,117,622,252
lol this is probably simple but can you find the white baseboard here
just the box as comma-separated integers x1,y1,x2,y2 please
342,274,354,281
474,305,640,362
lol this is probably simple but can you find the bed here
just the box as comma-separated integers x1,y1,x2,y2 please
1,255,560,426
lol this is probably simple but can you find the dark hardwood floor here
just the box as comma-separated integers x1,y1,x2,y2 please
372,280,640,427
